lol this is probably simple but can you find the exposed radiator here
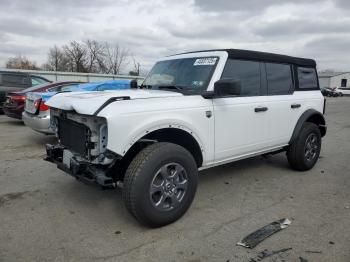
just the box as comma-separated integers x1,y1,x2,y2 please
58,118,89,155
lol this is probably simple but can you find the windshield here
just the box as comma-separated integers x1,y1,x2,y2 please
142,57,219,94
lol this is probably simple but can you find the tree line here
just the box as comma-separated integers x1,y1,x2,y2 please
5,40,141,76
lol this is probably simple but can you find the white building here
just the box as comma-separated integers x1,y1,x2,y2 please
319,72,350,89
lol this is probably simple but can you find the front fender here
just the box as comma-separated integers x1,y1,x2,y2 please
105,115,212,165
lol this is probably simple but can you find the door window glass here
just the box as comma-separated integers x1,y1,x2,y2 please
221,59,261,96
266,63,293,95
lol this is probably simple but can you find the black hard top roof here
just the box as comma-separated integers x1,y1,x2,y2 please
175,49,316,67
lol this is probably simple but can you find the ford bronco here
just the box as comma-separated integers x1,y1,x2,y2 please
45,49,326,227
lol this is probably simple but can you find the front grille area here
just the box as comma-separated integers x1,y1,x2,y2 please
58,118,89,155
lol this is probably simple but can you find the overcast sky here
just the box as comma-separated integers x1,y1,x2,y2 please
0,0,349,72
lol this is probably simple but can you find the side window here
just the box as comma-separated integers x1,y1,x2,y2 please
266,63,293,95
298,67,318,89
221,59,261,96
2,74,28,87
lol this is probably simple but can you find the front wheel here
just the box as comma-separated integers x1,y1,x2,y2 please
287,122,322,171
122,142,198,227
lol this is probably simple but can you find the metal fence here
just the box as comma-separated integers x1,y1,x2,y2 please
0,68,145,83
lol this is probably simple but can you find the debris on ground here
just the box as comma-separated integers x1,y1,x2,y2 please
114,231,122,235
329,241,335,245
299,257,308,262
305,250,322,254
249,248,292,262
237,218,291,248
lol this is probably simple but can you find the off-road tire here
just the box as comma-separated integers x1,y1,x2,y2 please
287,122,321,171
122,142,198,227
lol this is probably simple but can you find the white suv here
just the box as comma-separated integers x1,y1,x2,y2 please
45,49,327,227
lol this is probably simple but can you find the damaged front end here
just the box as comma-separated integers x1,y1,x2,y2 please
45,108,119,187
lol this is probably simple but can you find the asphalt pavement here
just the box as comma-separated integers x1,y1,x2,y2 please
0,97,349,261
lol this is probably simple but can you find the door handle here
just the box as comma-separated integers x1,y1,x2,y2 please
254,106,268,113
291,103,301,109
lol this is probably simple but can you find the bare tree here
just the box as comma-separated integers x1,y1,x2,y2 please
46,45,68,71
85,39,105,73
45,40,131,74
63,41,87,72
129,56,141,76
6,55,39,70
103,43,129,75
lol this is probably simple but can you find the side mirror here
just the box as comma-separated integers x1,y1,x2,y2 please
202,79,241,99
214,79,241,97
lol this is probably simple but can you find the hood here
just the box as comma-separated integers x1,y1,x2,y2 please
46,89,183,115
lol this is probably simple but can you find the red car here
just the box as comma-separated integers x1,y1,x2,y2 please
3,81,82,120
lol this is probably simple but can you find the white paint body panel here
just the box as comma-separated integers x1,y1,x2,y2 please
266,91,324,146
98,96,215,165
46,89,183,115
212,91,324,164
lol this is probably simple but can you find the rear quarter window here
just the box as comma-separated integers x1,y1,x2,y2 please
297,67,318,89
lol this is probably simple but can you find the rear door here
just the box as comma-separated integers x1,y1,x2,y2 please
213,59,270,162
264,62,298,146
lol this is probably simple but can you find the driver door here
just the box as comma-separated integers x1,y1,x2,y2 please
213,59,270,162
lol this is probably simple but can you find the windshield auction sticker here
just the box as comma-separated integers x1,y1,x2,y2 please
193,57,217,66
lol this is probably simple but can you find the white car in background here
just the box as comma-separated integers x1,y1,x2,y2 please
337,87,350,95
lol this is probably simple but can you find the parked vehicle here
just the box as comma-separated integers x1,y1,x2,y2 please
331,87,343,96
3,81,82,120
0,71,50,112
45,49,327,227
321,87,333,97
23,80,136,134
337,87,350,95
321,87,342,97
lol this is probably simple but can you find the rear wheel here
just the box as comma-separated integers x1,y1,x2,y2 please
122,142,198,227
287,122,321,171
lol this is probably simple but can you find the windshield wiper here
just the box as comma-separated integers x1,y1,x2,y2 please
157,85,184,91
140,84,153,89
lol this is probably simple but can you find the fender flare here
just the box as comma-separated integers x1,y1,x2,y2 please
289,109,326,144
119,123,207,164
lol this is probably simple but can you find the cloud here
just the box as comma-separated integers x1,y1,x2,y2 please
193,0,325,12
253,18,350,37
333,0,350,9
0,0,349,71
302,35,350,70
